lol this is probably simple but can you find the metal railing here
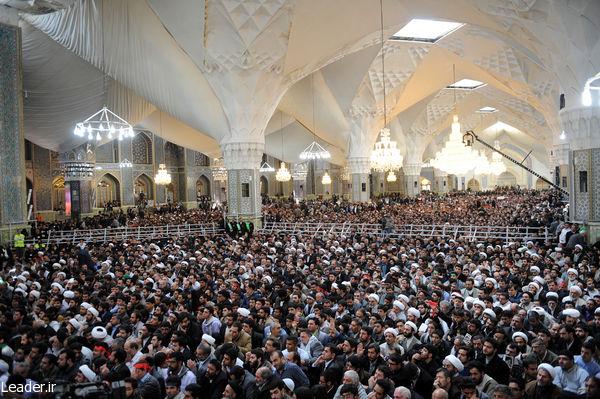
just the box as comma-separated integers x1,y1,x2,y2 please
29,223,223,245
261,222,547,242
29,221,547,246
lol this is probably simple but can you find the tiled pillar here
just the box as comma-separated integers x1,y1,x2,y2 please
0,23,27,224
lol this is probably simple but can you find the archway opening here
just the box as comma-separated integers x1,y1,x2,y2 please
467,178,481,191
497,171,517,187
196,175,211,198
52,176,65,211
135,174,154,204
96,174,121,208
260,176,269,196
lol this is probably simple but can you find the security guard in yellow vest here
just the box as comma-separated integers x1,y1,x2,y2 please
14,231,25,258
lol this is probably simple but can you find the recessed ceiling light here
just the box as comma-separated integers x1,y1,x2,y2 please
391,19,463,43
477,107,498,113
447,79,486,90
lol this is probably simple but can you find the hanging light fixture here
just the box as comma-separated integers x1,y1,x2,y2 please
276,111,291,182
73,0,133,142
155,164,171,185
321,171,332,185
300,141,331,160
74,107,135,141
299,75,331,160
259,161,275,172
430,64,478,175
386,171,397,182
430,115,477,175
211,157,227,181
276,162,291,182
119,159,132,168
370,0,403,172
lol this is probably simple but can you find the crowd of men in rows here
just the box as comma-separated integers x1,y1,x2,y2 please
3,189,600,399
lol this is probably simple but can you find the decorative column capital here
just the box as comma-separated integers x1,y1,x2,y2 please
560,106,600,151
403,163,422,177
347,156,371,175
222,142,264,170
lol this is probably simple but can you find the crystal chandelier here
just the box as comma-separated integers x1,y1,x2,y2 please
300,141,331,160
276,162,291,182
74,107,135,141
321,171,332,185
386,171,397,182
292,162,308,180
276,112,291,182
370,128,404,172
211,158,227,182
430,115,476,175
155,164,171,185
259,161,275,172
119,159,132,168
370,1,403,173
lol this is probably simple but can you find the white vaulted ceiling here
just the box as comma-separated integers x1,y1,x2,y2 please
5,0,600,168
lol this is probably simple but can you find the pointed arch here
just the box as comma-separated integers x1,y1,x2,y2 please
196,175,210,197
260,175,269,196
96,173,121,207
497,171,517,187
52,176,65,211
135,173,154,201
467,178,481,191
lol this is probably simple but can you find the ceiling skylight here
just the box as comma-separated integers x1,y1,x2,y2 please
447,79,486,90
391,19,463,43
477,106,498,113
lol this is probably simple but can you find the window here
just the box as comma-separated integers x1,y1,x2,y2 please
477,107,497,113
562,176,567,188
241,183,250,198
579,171,588,193
391,19,463,43
447,79,486,90
361,183,366,192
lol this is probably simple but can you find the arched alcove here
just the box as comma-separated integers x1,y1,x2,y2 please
497,171,517,187
467,178,481,191
196,175,211,197
260,175,269,196
96,174,121,207
135,174,154,201
52,176,65,211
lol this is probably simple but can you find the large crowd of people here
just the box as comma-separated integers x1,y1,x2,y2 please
2,188,600,399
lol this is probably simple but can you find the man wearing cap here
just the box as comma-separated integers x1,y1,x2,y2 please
524,363,562,399
132,362,161,399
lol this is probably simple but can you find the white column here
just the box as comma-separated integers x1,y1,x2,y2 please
403,163,421,197
433,168,448,194
560,106,600,223
348,156,371,202
222,142,263,223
